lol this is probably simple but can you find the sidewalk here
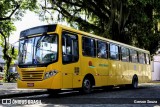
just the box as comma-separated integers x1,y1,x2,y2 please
0,83,46,99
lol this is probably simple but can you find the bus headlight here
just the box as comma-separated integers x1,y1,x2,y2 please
44,70,58,80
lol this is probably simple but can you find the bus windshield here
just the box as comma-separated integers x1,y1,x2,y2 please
18,34,58,65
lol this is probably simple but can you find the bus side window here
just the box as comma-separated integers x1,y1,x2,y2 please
82,37,96,57
62,32,79,64
109,43,119,60
139,52,145,64
97,41,108,59
130,50,138,63
121,47,130,62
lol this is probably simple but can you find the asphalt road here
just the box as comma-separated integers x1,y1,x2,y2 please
1,82,160,107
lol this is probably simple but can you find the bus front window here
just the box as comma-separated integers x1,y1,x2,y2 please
19,38,34,64
18,34,58,66
34,35,58,64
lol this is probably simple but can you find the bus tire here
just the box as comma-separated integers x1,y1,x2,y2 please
81,77,92,94
131,75,138,89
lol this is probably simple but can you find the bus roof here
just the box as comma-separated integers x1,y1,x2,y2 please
57,24,150,54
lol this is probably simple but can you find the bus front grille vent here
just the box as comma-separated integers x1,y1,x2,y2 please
21,70,43,81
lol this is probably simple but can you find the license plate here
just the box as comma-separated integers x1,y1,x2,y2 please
27,83,34,87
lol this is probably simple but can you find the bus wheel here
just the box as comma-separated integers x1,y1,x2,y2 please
132,76,138,89
81,78,92,94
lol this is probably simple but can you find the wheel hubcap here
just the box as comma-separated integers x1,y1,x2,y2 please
84,79,90,90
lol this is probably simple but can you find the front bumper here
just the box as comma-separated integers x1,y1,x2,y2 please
17,73,62,89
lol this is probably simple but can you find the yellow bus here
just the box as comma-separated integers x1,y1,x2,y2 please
17,24,151,94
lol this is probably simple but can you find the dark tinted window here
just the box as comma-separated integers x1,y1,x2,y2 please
82,37,96,57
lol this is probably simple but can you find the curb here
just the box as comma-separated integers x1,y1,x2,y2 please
0,91,46,99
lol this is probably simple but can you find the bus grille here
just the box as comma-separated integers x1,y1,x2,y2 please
21,71,44,81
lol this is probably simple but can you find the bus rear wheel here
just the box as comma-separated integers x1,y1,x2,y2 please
131,76,138,89
81,78,92,94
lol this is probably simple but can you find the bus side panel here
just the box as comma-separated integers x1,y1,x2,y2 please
145,64,151,82
116,61,129,85
137,64,142,83
129,63,146,83
73,75,83,88
138,64,151,83
139,63,149,83
128,63,137,84
121,62,131,84
141,64,146,83
80,56,103,87
61,62,81,89
107,60,117,85
108,60,130,86
95,58,109,86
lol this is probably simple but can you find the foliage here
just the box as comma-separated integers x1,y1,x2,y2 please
0,0,38,82
39,0,160,55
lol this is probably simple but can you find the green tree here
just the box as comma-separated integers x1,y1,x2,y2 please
0,0,38,82
40,0,160,55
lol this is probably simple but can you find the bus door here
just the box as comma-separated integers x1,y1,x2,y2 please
96,40,109,86
61,31,80,89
